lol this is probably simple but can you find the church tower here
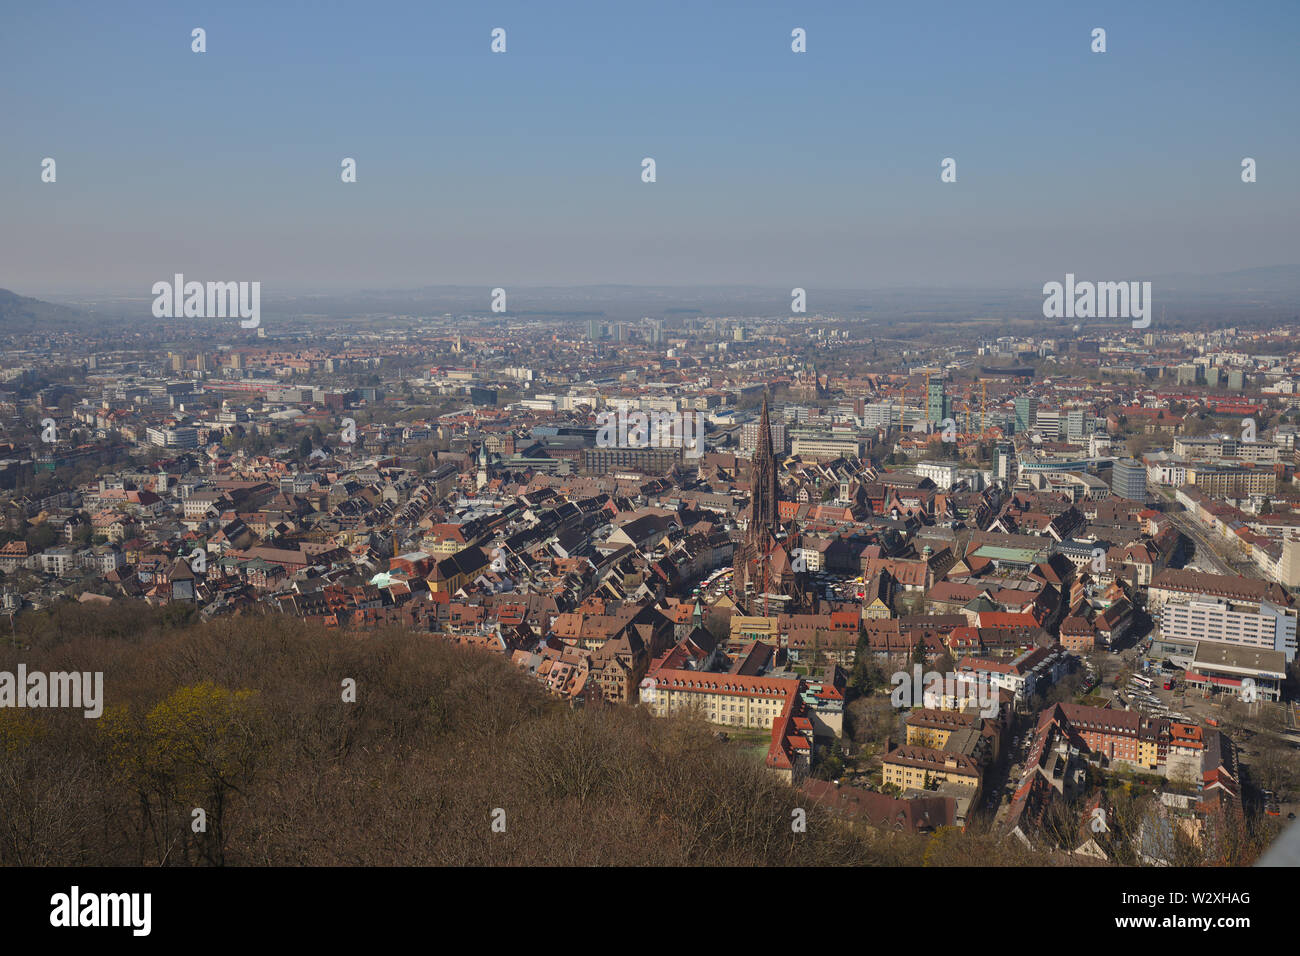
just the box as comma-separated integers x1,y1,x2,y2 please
748,394,778,541
734,394,805,615
476,443,489,492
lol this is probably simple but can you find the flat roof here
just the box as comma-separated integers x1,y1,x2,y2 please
1192,639,1286,678
974,546,1041,562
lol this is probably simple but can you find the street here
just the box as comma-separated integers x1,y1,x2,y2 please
1164,506,1262,579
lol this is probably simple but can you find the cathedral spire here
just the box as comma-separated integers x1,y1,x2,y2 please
757,393,773,455
749,394,778,542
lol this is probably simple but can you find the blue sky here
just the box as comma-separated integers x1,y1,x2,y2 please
2,0,1298,294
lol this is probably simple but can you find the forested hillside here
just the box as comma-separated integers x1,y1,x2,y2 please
0,603,1066,866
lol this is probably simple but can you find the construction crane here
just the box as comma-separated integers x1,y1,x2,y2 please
980,380,988,434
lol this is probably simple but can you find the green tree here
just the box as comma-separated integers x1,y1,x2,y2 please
24,523,58,552
99,682,264,866
849,654,885,698
911,637,928,665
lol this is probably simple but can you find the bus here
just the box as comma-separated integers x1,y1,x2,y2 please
1129,675,1153,690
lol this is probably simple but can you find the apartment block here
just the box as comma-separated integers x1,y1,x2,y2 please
1184,463,1277,496
641,667,799,730
1159,595,1297,662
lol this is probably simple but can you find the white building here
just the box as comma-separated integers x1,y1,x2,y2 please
915,461,960,491
1160,595,1297,662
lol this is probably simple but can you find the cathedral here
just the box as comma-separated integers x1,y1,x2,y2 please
793,363,831,401
733,395,808,615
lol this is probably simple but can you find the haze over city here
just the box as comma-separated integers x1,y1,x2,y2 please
3,0,1299,295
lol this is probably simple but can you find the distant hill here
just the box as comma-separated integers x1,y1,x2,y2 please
0,289,86,333
1153,264,1300,296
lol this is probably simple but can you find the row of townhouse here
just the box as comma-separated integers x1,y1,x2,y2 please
0,541,126,576
1033,702,1206,779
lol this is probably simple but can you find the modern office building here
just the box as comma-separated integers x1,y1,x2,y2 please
863,402,894,429
1065,409,1096,442
789,434,861,462
741,419,788,458
583,446,681,476
994,442,1017,483
1034,409,1061,439
927,375,951,425
1111,458,1147,501
1014,395,1038,433
1173,436,1279,463
145,426,199,449
1159,596,1297,663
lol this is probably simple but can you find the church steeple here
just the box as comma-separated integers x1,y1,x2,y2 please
749,394,779,541
734,393,806,615
476,442,489,491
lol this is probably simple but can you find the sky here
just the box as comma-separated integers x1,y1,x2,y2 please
2,0,1298,295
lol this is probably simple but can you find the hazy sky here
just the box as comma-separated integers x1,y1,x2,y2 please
3,0,1298,295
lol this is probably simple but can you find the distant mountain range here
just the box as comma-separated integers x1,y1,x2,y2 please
0,288,88,333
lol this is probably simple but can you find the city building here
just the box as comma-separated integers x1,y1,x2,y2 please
740,417,788,458
1014,395,1038,433
927,375,951,425
1110,458,1147,501
1159,595,1297,662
